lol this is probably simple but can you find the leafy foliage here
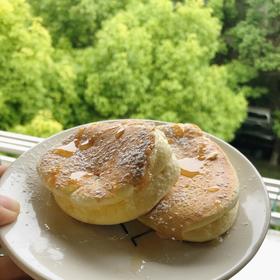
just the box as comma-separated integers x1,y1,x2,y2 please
209,0,280,149
0,0,77,131
81,0,247,140
12,110,63,137
208,0,280,163
28,0,132,48
7,0,280,143
228,0,280,72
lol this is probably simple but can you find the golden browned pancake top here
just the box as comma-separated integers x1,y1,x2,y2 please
140,123,239,239
38,121,156,200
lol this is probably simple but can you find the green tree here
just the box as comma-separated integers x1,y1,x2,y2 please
28,0,132,48
12,110,63,137
229,0,280,164
81,0,247,140
0,0,77,132
209,0,280,164
1,0,255,142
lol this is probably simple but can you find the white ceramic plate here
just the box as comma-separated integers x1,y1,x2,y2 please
0,120,270,280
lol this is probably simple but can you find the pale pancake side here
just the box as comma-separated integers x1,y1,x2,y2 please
182,201,239,242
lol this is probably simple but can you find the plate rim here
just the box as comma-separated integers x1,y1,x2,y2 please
206,133,270,280
0,119,271,280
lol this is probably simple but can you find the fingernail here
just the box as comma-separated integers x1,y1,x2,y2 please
0,195,20,226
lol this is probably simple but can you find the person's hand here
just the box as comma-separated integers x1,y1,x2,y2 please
0,165,32,280
0,165,20,226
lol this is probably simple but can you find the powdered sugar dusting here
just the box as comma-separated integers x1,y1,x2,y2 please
140,123,239,239
38,121,156,198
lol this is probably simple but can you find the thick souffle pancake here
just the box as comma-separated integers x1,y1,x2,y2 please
37,121,179,225
139,123,239,242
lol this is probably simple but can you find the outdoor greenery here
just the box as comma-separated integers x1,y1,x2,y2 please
0,0,279,150
209,0,280,164
12,110,63,137
28,0,132,48
0,0,77,131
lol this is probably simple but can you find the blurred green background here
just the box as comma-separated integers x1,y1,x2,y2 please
0,0,279,176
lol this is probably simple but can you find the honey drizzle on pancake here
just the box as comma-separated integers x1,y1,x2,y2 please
79,138,95,150
178,158,203,178
40,122,156,197
115,127,125,139
47,168,60,187
53,128,87,157
139,123,239,240
198,144,206,160
74,127,86,146
172,124,184,137
178,143,218,178
53,141,77,157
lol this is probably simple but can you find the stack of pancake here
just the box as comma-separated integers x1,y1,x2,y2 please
38,120,239,242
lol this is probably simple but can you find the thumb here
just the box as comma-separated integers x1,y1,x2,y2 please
0,165,7,177
0,195,20,226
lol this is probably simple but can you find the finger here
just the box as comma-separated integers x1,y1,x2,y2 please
0,256,33,280
0,165,7,177
0,195,20,226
